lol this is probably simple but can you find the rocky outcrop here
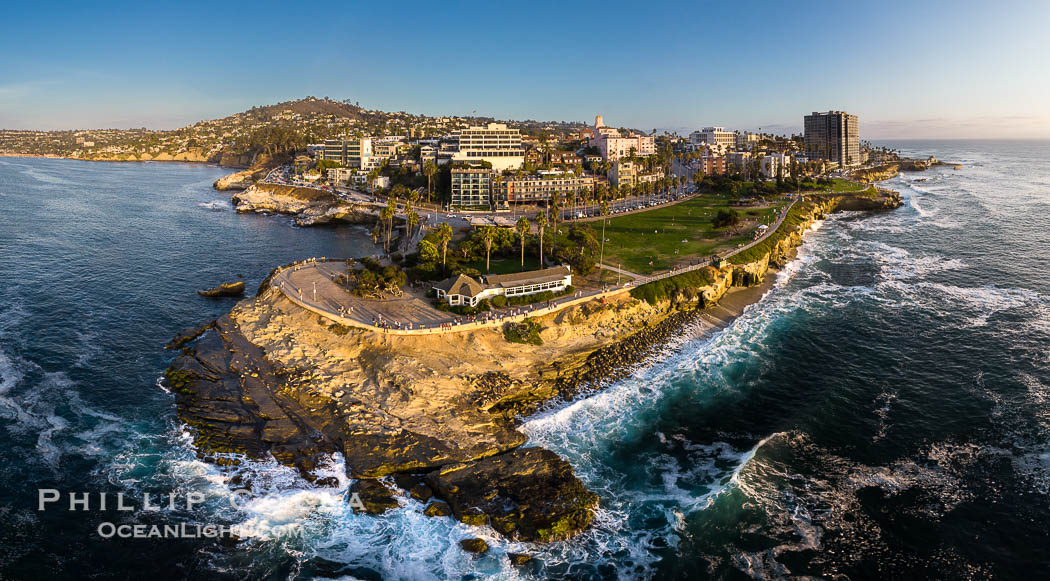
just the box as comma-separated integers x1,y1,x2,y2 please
852,163,901,183
231,183,377,227
426,447,598,542
730,189,902,286
197,281,245,297
852,158,942,182
214,168,265,191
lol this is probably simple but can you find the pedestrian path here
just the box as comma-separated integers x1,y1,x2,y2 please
268,197,799,335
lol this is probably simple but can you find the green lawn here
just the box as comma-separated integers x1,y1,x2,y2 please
595,194,786,274
827,178,868,192
463,256,544,275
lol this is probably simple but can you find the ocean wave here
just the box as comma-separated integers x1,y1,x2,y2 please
73,329,101,368
21,166,77,186
0,344,127,471
879,280,1042,327
860,240,967,281
197,200,230,211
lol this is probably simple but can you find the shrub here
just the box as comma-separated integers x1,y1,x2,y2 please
491,295,508,308
713,208,740,228
505,285,574,307
503,320,543,345
630,268,716,305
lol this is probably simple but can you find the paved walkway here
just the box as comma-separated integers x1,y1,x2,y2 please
268,197,800,335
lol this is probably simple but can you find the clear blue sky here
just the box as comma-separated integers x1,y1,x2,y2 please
2,0,1048,138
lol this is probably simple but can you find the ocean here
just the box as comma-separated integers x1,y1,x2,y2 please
0,141,1048,579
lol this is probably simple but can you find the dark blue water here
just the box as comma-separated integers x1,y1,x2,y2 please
1,143,1049,580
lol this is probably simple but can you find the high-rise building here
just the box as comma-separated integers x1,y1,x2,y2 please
451,123,525,171
804,111,859,168
450,167,495,208
320,137,373,169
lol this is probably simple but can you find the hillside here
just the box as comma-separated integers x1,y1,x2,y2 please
0,97,588,167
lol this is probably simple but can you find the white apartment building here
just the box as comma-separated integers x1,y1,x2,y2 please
689,127,736,150
450,123,526,171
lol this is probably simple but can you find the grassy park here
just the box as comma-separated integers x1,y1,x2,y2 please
594,193,788,274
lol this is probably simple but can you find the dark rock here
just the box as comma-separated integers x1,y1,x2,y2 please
459,538,489,554
392,474,434,501
423,500,451,517
349,480,399,514
314,476,340,487
426,447,598,542
165,322,213,350
459,507,488,526
409,483,433,502
508,553,533,566
198,281,246,297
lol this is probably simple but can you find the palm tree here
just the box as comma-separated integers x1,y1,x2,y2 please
382,198,396,252
406,210,420,251
437,222,453,275
550,192,561,242
535,212,548,267
515,216,530,271
481,226,497,273
423,161,437,204
367,168,380,200
598,200,610,269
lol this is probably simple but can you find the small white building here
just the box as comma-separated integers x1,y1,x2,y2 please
434,266,573,307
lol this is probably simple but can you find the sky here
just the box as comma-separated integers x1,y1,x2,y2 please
2,0,1049,139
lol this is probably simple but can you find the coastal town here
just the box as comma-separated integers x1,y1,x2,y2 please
199,107,922,335
2,97,920,555
3,1,1044,577
150,98,916,555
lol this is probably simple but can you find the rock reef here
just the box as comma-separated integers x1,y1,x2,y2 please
165,188,901,542
197,281,245,297
231,183,378,226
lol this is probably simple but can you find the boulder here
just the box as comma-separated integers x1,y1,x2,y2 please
459,538,489,554
425,447,598,542
423,500,452,517
508,553,533,566
198,281,245,297
349,479,399,514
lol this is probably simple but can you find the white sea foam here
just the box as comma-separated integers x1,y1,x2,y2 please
861,241,966,281
880,280,1040,327
197,200,230,211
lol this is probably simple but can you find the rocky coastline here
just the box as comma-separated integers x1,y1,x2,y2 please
164,188,902,544
0,150,255,167
851,157,946,183
230,182,379,226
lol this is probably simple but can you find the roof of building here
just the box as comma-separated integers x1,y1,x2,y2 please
484,266,571,289
434,274,486,297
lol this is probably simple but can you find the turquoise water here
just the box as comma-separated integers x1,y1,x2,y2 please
1,143,1049,579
